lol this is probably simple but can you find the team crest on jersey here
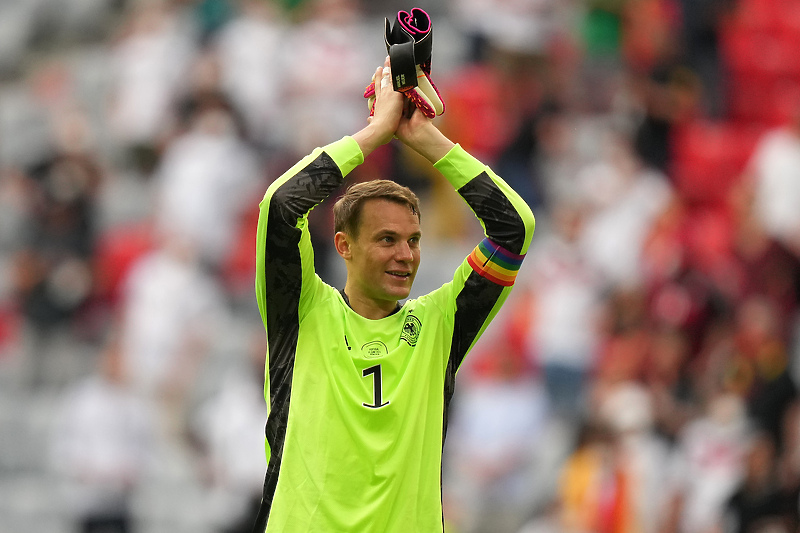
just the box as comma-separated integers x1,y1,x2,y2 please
400,314,422,346
361,341,388,359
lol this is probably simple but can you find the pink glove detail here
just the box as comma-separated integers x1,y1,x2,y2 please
397,8,431,37
363,82,376,116
412,65,444,117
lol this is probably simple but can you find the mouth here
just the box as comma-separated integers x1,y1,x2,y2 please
386,270,412,280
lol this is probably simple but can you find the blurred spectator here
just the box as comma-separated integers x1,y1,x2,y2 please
116,233,225,434
557,418,620,532
189,349,266,533
280,0,375,155
739,107,800,257
576,126,674,288
0,59,112,386
596,381,673,533
720,430,798,533
632,64,702,174
12,153,100,332
152,98,261,268
444,378,548,533
109,0,197,171
212,0,288,149
50,340,155,533
521,202,604,421
665,392,751,533
444,303,548,533
642,326,699,441
641,198,732,361
559,384,670,533
720,296,797,448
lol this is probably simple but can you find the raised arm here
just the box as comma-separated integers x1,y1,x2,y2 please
395,108,535,256
256,58,406,329
396,109,535,377
256,138,361,332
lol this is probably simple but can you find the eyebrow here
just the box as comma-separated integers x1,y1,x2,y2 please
374,229,422,239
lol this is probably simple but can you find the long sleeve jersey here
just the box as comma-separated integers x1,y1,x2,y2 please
253,136,535,532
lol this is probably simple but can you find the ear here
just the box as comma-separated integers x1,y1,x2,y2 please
334,231,352,260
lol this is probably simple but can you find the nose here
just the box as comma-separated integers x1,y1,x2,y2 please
395,241,414,262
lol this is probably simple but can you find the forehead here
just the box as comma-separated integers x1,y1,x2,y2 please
357,198,420,235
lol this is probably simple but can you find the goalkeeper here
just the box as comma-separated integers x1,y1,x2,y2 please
252,56,535,532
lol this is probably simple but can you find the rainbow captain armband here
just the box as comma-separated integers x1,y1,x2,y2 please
467,238,525,287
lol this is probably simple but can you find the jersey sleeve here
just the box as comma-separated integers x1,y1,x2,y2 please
255,135,363,341
432,143,535,371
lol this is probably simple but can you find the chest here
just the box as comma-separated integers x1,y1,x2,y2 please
294,303,450,413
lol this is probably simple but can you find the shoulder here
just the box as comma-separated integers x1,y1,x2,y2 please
409,284,457,318
300,277,341,316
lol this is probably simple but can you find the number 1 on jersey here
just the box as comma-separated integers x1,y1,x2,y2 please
362,364,390,409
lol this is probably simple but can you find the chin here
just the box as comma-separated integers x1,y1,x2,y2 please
386,285,412,300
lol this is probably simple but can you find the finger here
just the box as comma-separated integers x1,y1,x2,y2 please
377,56,391,93
380,65,392,90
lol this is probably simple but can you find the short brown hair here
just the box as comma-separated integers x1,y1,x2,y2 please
333,180,420,237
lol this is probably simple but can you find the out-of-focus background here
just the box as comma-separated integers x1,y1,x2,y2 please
1,0,799,532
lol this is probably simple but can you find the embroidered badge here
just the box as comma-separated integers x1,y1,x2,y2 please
400,314,422,346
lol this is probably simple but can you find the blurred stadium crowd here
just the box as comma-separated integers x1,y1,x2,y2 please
0,0,799,532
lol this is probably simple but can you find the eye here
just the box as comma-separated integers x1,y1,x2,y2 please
409,236,420,246
381,235,395,244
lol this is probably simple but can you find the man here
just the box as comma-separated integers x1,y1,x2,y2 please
253,58,535,532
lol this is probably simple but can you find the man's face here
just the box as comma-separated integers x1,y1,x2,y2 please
342,198,421,305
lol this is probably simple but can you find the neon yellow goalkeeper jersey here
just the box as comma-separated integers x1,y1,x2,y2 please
254,137,534,532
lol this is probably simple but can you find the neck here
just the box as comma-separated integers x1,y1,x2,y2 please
342,286,399,320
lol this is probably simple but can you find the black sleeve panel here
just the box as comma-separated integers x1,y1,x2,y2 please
457,172,528,255
254,150,343,528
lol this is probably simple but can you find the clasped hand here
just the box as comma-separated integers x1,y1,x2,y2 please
356,57,454,164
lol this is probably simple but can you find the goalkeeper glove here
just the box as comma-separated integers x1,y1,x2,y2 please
364,7,444,119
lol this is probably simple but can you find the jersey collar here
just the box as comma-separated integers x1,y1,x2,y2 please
339,289,403,318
